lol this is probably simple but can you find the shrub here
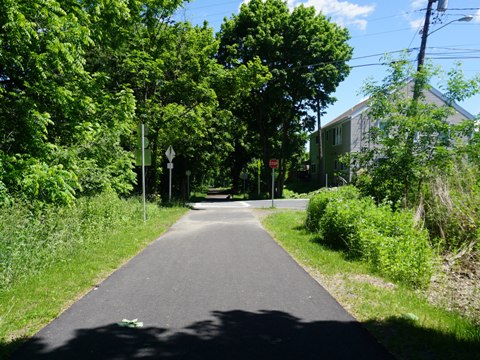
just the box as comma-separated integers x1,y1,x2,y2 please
318,195,373,252
357,208,432,287
305,186,360,232
306,187,432,287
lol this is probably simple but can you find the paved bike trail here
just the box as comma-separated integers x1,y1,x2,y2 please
12,207,393,359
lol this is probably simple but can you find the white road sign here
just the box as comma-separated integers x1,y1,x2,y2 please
165,145,175,162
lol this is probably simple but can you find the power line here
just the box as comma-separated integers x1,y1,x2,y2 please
284,46,480,72
367,9,423,23
350,27,413,39
429,56,480,59
444,8,480,11
181,2,429,31
182,0,240,11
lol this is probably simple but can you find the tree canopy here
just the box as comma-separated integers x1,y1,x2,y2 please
217,0,352,195
1,0,353,205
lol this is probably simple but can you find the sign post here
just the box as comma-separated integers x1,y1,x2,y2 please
269,159,279,207
186,170,191,200
142,124,146,222
135,124,151,223
165,146,175,202
257,160,261,196
240,172,248,199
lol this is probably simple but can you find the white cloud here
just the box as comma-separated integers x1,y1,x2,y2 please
404,0,425,30
291,0,375,30
475,10,480,23
242,0,375,30
410,0,425,10
409,17,424,30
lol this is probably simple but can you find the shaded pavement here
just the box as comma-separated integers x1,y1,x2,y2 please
12,206,393,359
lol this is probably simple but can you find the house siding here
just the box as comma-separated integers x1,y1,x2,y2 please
309,84,475,187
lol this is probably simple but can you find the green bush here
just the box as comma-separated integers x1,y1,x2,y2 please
318,194,372,251
306,187,432,287
305,186,360,232
357,207,432,287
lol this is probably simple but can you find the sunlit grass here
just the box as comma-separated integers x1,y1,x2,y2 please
262,210,480,360
0,197,187,358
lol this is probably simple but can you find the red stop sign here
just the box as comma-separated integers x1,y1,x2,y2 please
269,159,279,169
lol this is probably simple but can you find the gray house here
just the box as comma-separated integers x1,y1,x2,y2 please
309,84,475,187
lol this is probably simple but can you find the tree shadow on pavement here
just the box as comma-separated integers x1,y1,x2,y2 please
10,310,394,360
365,316,480,360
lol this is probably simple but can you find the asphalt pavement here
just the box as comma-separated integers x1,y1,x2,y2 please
12,206,393,359
191,198,309,210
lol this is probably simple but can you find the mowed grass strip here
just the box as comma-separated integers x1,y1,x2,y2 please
261,210,480,360
0,205,187,358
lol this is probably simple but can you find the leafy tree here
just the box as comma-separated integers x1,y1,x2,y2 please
82,0,238,198
352,60,480,209
1,0,91,205
0,0,141,205
217,0,352,195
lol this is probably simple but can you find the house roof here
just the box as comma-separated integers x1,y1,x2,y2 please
322,97,370,129
428,87,476,120
314,83,476,134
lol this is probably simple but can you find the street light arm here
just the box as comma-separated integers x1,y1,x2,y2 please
427,16,473,36
415,5,473,100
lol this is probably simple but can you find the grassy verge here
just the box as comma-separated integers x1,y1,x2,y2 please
0,199,187,358
261,210,480,360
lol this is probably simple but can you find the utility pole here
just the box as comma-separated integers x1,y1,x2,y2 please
417,0,435,73
414,0,435,100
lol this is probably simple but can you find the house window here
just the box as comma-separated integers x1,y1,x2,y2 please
333,125,342,145
413,132,420,143
374,119,386,130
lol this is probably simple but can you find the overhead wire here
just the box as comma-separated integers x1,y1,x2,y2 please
183,0,240,11
176,1,480,70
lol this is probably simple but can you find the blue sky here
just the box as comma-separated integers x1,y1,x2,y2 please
176,0,480,125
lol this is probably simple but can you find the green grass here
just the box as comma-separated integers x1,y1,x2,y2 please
262,210,480,360
0,197,187,358
189,192,207,202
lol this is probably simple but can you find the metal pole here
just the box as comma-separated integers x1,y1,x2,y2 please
317,98,323,185
258,160,261,196
325,173,328,189
187,174,190,200
142,124,146,223
169,166,172,202
271,168,275,207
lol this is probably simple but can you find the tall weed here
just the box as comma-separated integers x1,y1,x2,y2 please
0,192,152,289
421,162,480,255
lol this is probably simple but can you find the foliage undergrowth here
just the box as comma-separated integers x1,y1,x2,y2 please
420,162,480,256
0,193,187,357
305,186,433,287
0,192,171,290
